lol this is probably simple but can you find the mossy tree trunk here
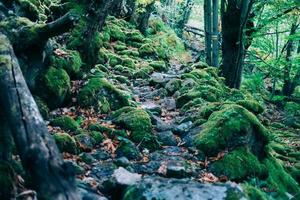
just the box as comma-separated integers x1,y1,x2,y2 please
0,33,79,200
219,0,254,89
133,1,155,35
175,0,194,38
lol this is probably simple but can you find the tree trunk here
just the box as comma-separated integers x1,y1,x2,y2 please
282,23,298,96
0,34,79,200
135,1,155,35
204,0,212,65
220,0,253,89
212,0,219,67
176,0,194,38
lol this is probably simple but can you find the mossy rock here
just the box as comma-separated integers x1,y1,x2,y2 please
149,61,167,72
237,100,264,114
133,66,154,79
126,30,144,42
107,53,123,67
51,115,79,132
44,67,71,108
165,79,182,95
191,61,210,69
89,131,105,145
53,132,77,154
98,48,109,64
107,23,126,41
194,104,269,156
138,43,157,57
112,107,159,150
50,49,82,77
210,147,266,180
122,57,136,69
116,137,142,160
74,133,96,150
114,65,135,77
77,78,130,111
243,184,268,200
88,123,127,138
114,43,127,51
119,49,140,57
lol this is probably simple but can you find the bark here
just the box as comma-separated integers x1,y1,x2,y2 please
176,0,194,38
135,2,155,35
204,0,212,65
0,33,79,200
212,0,219,67
220,0,253,89
82,0,115,66
282,23,298,96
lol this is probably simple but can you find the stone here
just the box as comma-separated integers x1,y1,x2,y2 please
123,176,246,200
114,157,130,167
173,121,193,136
156,131,177,146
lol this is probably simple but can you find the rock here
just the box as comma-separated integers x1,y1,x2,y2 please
173,121,193,136
182,127,202,147
151,115,173,131
123,176,246,200
113,167,142,185
101,167,142,199
149,61,167,72
91,162,117,181
80,152,97,164
78,181,108,200
156,131,177,146
53,132,77,154
161,98,176,111
150,72,166,85
141,101,162,115
50,115,79,132
91,149,111,161
166,165,188,178
116,138,142,160
43,67,71,108
114,157,130,167
75,134,95,150
77,78,130,111
112,107,159,150
165,79,182,95
144,88,168,99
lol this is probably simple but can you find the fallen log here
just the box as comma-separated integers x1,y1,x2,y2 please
0,33,80,200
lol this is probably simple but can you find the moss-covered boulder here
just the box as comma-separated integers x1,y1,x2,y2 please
112,107,159,150
53,132,77,154
126,30,144,42
107,24,126,42
43,67,71,108
237,100,264,115
51,115,79,132
116,137,142,160
209,147,266,180
149,61,167,72
88,123,128,138
34,96,50,119
194,104,269,156
50,49,82,77
284,102,300,128
138,43,157,57
78,78,130,112
165,79,182,95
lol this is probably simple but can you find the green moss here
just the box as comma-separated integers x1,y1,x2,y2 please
122,57,136,69
133,66,154,79
237,100,264,115
112,107,159,150
138,43,157,57
126,30,144,42
114,43,127,51
263,156,300,198
119,50,140,57
243,184,268,200
77,78,130,111
107,23,126,41
114,65,135,77
89,131,105,144
50,49,82,76
53,132,77,154
34,96,49,119
44,67,71,108
191,61,210,69
116,137,142,160
181,98,205,112
88,123,127,138
98,48,109,64
210,147,265,180
107,53,123,67
194,104,269,156
165,79,182,95
149,61,167,72
51,115,79,132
